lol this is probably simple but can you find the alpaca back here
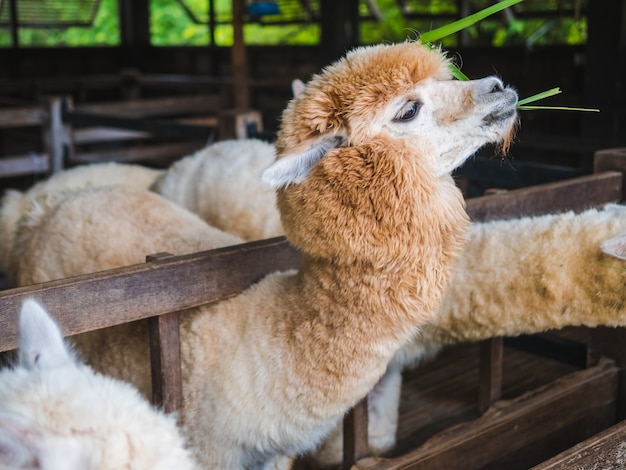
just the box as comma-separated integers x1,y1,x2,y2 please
152,139,283,241
0,163,164,283
12,185,242,286
7,185,243,398
0,299,196,470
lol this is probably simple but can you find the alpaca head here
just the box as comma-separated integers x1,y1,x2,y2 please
0,299,194,470
262,42,518,264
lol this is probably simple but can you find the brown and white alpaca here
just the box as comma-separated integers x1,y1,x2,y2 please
0,41,517,469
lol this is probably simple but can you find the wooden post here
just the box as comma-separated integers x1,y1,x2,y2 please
45,96,70,174
343,396,369,469
231,0,249,109
594,148,626,202
478,337,503,413
146,253,184,418
8,0,18,48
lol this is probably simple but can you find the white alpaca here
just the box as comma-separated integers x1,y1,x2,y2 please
0,162,163,280
0,41,518,468
151,138,282,241
2,185,243,396
0,299,196,469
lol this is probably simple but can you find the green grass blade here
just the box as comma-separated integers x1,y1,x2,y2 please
420,0,524,43
450,64,470,81
518,105,600,112
517,87,562,105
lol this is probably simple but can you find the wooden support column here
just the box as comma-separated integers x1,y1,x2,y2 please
232,0,249,109
118,0,151,69
478,337,503,413
45,96,71,174
594,147,626,201
319,0,360,67
343,396,369,469
146,253,184,418
8,0,18,48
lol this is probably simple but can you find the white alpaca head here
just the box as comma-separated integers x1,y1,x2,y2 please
263,41,518,188
0,299,195,470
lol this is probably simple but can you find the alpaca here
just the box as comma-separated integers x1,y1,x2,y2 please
151,138,282,241
0,41,518,468
0,162,164,281
0,299,196,469
5,185,243,396
310,203,626,468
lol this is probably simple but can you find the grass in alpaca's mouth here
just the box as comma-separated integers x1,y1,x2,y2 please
420,0,600,114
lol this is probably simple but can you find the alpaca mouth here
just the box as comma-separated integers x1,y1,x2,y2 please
483,108,517,126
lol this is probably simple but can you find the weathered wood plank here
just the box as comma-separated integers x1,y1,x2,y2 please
145,253,183,417
71,141,206,163
0,153,49,177
594,147,626,200
478,337,503,414
149,311,183,416
0,106,48,127
0,237,302,353
531,419,626,469
74,94,223,118
466,172,622,222
353,359,618,470
344,397,370,469
73,127,150,144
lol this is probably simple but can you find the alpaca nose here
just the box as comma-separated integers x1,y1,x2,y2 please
487,77,505,94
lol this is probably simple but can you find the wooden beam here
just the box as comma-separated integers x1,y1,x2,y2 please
0,106,48,128
146,253,183,417
232,0,249,109
478,337,503,414
353,359,618,469
344,397,370,469
74,94,222,118
0,154,49,178
0,237,302,353
466,172,623,223
594,148,626,201
71,141,206,164
531,419,626,469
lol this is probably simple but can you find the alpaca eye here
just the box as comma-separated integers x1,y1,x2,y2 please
394,101,422,122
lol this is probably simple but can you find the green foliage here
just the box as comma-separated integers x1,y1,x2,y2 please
0,0,587,48
0,0,119,47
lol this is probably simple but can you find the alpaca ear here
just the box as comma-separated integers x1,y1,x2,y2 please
261,137,344,188
291,79,306,98
601,231,626,260
19,299,71,370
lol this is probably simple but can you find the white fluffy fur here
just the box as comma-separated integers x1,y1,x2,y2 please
151,138,283,241
0,299,196,470
0,163,163,281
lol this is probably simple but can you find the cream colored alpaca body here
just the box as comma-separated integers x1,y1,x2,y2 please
0,299,196,469
0,163,164,280
8,185,242,395
413,203,626,352
0,42,517,468
152,138,283,241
